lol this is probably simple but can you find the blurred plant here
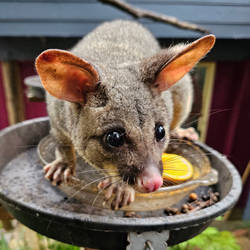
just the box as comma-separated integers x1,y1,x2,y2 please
0,235,10,250
169,227,241,250
46,241,79,250
37,234,80,250
0,225,79,250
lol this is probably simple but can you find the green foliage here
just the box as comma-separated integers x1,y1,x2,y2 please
0,235,10,250
215,216,224,221
47,241,79,250
18,246,32,250
37,234,79,250
170,227,241,250
0,230,79,250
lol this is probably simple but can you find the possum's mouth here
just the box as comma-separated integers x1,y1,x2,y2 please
120,168,163,193
101,162,163,193
135,172,163,193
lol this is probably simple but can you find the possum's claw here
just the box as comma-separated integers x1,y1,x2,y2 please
98,179,135,210
171,127,199,141
44,160,73,186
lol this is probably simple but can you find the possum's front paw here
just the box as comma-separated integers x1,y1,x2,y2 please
44,160,74,186
171,127,199,141
98,179,135,210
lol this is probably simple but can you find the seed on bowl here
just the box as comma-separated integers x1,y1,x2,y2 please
181,204,189,213
164,207,179,215
124,211,136,217
202,194,210,201
189,192,198,201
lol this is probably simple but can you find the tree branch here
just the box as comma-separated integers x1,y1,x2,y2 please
99,0,209,34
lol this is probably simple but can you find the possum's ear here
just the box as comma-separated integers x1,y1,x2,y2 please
154,35,215,92
35,49,99,103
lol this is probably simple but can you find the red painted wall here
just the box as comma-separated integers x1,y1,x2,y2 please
206,61,250,208
0,61,47,130
19,62,47,120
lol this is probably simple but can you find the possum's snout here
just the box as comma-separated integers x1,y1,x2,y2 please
137,169,163,192
136,160,163,193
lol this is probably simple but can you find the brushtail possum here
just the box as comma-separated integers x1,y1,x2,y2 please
35,20,215,210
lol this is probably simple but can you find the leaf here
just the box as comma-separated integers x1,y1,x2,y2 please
0,235,10,250
202,227,219,236
48,240,80,250
215,216,224,221
168,227,241,250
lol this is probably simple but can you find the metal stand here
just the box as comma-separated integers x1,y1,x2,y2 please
127,230,169,250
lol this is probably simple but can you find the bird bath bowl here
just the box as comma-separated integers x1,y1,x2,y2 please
0,118,242,250
38,133,218,212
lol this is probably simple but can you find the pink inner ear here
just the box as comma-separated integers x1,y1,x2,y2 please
154,34,216,92
156,65,192,92
36,49,99,103
51,64,96,103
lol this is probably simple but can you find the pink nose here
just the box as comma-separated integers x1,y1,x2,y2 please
142,175,163,193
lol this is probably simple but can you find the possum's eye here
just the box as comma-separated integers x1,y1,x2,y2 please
105,129,126,148
155,124,165,142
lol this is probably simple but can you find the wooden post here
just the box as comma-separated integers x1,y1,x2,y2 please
0,205,13,231
1,61,25,125
197,62,216,142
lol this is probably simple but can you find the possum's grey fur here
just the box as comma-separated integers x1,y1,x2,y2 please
44,20,194,202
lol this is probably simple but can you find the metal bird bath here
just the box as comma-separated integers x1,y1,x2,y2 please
0,118,242,250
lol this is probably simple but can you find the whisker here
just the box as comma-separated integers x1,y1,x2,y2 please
184,108,232,128
163,168,191,171
168,143,188,147
69,175,120,199
91,178,123,207
77,169,117,175
163,179,179,186
91,188,105,207
164,147,219,159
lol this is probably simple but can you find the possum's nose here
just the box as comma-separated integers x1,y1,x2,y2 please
138,166,163,193
143,177,162,192
142,173,163,192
